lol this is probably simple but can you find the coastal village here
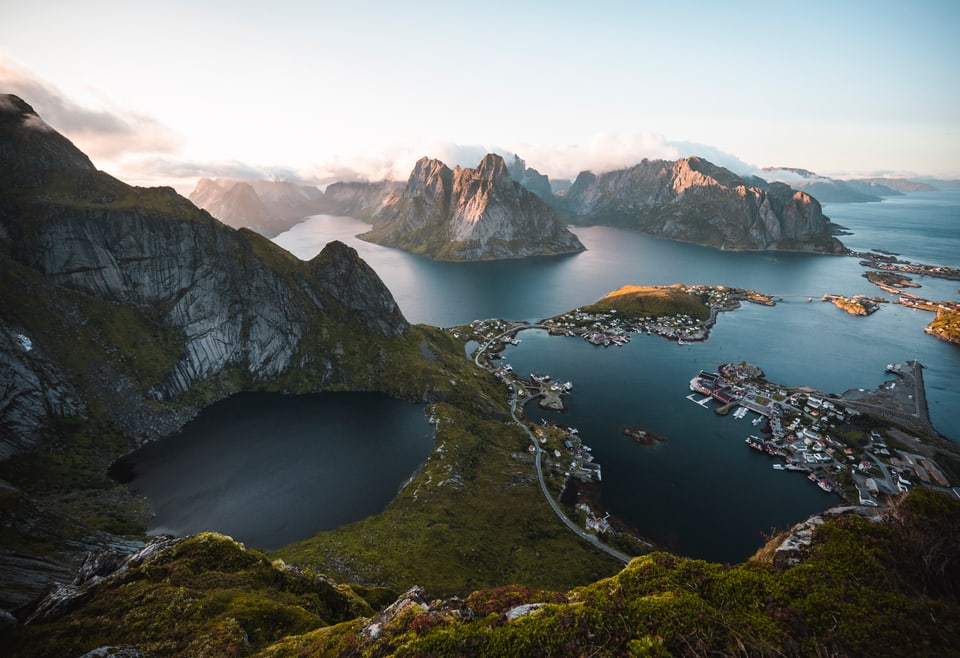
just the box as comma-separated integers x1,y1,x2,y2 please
687,361,956,504
456,280,959,543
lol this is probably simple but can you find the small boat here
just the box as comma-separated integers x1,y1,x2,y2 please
773,464,785,470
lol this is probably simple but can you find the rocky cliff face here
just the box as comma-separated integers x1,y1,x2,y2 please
0,95,421,610
359,154,584,260
0,94,408,452
562,157,846,253
188,177,326,237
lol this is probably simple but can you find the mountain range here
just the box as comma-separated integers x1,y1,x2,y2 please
0,93,503,610
2,94,959,656
188,177,327,237
186,157,951,258
761,166,938,203
558,157,846,253
311,155,847,256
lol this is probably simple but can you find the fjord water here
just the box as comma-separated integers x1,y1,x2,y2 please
122,192,958,561
113,392,432,550
267,191,959,562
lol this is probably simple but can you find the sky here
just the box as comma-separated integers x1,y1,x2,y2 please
2,0,958,193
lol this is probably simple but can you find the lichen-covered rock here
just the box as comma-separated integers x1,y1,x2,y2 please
772,505,880,570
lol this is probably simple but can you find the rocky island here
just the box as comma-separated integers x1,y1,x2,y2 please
926,307,960,344
622,425,666,446
358,153,585,260
821,293,884,316
559,157,847,253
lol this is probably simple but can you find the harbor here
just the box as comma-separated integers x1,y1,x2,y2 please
687,361,956,504
457,286,960,562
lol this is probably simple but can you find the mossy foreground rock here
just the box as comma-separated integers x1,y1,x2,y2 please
6,490,959,656
4,532,393,657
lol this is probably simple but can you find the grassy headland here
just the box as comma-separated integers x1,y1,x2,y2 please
582,284,711,320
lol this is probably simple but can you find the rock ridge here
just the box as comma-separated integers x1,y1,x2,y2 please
560,157,846,253
358,153,585,260
0,93,407,438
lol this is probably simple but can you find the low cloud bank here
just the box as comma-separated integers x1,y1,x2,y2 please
13,64,928,196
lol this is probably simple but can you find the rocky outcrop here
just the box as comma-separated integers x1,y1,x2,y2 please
561,157,847,253
359,154,584,260
0,322,85,459
188,178,327,237
24,536,179,625
770,505,881,570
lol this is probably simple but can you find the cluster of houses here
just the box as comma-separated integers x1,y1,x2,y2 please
542,307,709,346
690,363,955,505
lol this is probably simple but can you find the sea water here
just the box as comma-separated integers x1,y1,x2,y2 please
128,191,957,558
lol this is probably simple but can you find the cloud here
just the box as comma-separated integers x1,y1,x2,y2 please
0,62,182,162
298,135,689,187
1,63,783,195
667,141,759,178
111,156,314,194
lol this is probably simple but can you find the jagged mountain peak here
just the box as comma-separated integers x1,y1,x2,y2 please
359,153,584,260
473,152,512,180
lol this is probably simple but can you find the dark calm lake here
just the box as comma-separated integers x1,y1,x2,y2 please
112,392,432,549
121,190,960,562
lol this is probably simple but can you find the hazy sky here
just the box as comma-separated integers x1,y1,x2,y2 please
2,0,958,191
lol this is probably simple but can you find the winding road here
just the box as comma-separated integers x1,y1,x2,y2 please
475,324,634,564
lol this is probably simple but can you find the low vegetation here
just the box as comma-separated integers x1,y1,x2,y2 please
6,490,957,657
4,533,393,657
273,399,622,595
926,307,960,344
582,284,710,320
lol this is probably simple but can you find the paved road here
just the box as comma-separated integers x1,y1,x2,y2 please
474,323,633,564
510,382,633,563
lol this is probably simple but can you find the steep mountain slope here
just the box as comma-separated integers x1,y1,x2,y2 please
189,177,326,237
0,94,515,610
562,157,847,253
358,154,585,260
